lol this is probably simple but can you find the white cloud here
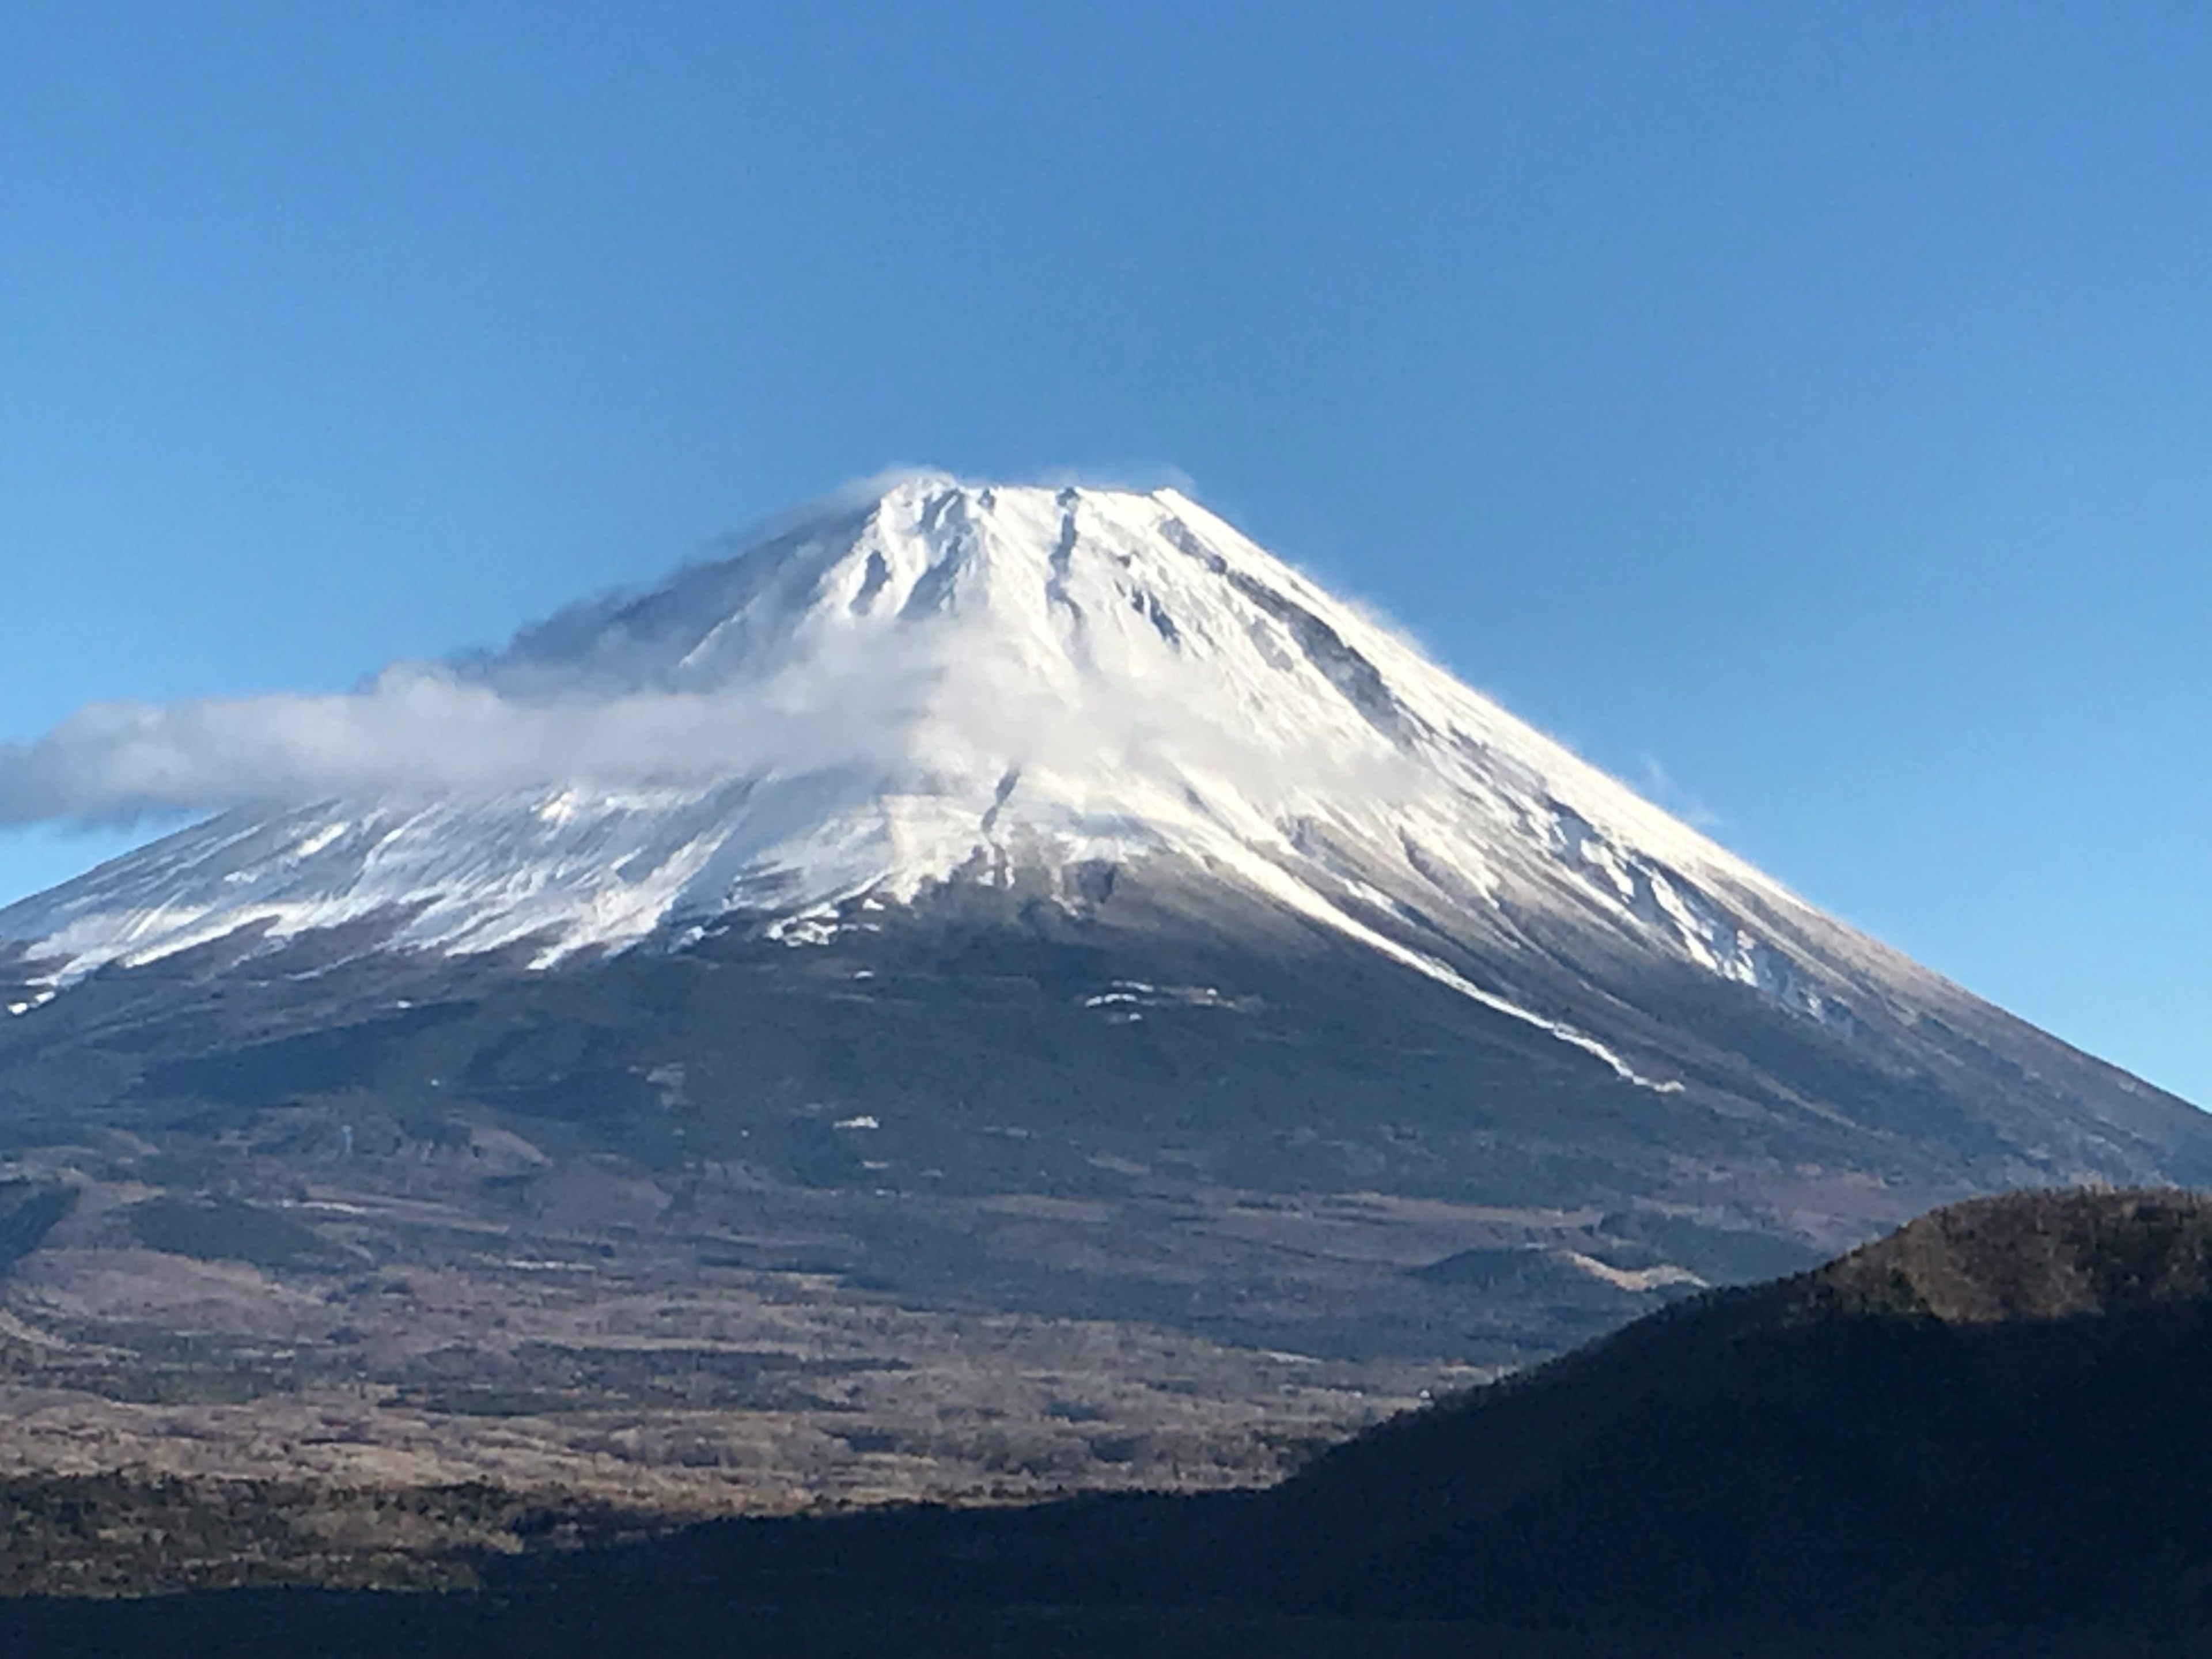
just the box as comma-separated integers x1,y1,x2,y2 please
0,662,906,827
1638,755,1726,832
0,627,1405,831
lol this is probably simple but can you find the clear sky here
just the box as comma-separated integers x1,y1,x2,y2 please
1,3,2206,1104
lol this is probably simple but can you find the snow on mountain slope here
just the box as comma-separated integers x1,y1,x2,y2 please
0,476,1875,1080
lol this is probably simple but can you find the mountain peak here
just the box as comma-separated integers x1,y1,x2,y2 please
6,479,1855,1092
479,476,1348,704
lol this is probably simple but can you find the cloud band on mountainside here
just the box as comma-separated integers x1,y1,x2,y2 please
0,664,912,827
0,643,1406,830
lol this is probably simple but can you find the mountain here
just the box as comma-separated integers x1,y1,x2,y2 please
0,476,2205,1528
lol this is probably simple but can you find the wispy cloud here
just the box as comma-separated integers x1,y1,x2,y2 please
1637,755,1726,832
0,658,914,828
0,634,1404,830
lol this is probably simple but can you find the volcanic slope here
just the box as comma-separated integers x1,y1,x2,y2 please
0,474,2205,1392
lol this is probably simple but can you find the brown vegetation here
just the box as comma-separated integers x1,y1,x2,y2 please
1807,1186,2212,1322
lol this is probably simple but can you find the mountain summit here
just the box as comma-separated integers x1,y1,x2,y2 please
0,478,1983,1088
7,478,1785,1008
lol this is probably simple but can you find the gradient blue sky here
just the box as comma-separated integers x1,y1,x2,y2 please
2,3,2206,1103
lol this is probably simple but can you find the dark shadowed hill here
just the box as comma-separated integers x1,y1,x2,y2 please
1264,1187,2212,1630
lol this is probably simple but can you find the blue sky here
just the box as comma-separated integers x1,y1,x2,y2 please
1,3,2206,1103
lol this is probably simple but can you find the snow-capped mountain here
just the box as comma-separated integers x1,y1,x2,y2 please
4,475,1892,1086
2,474,2206,1369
